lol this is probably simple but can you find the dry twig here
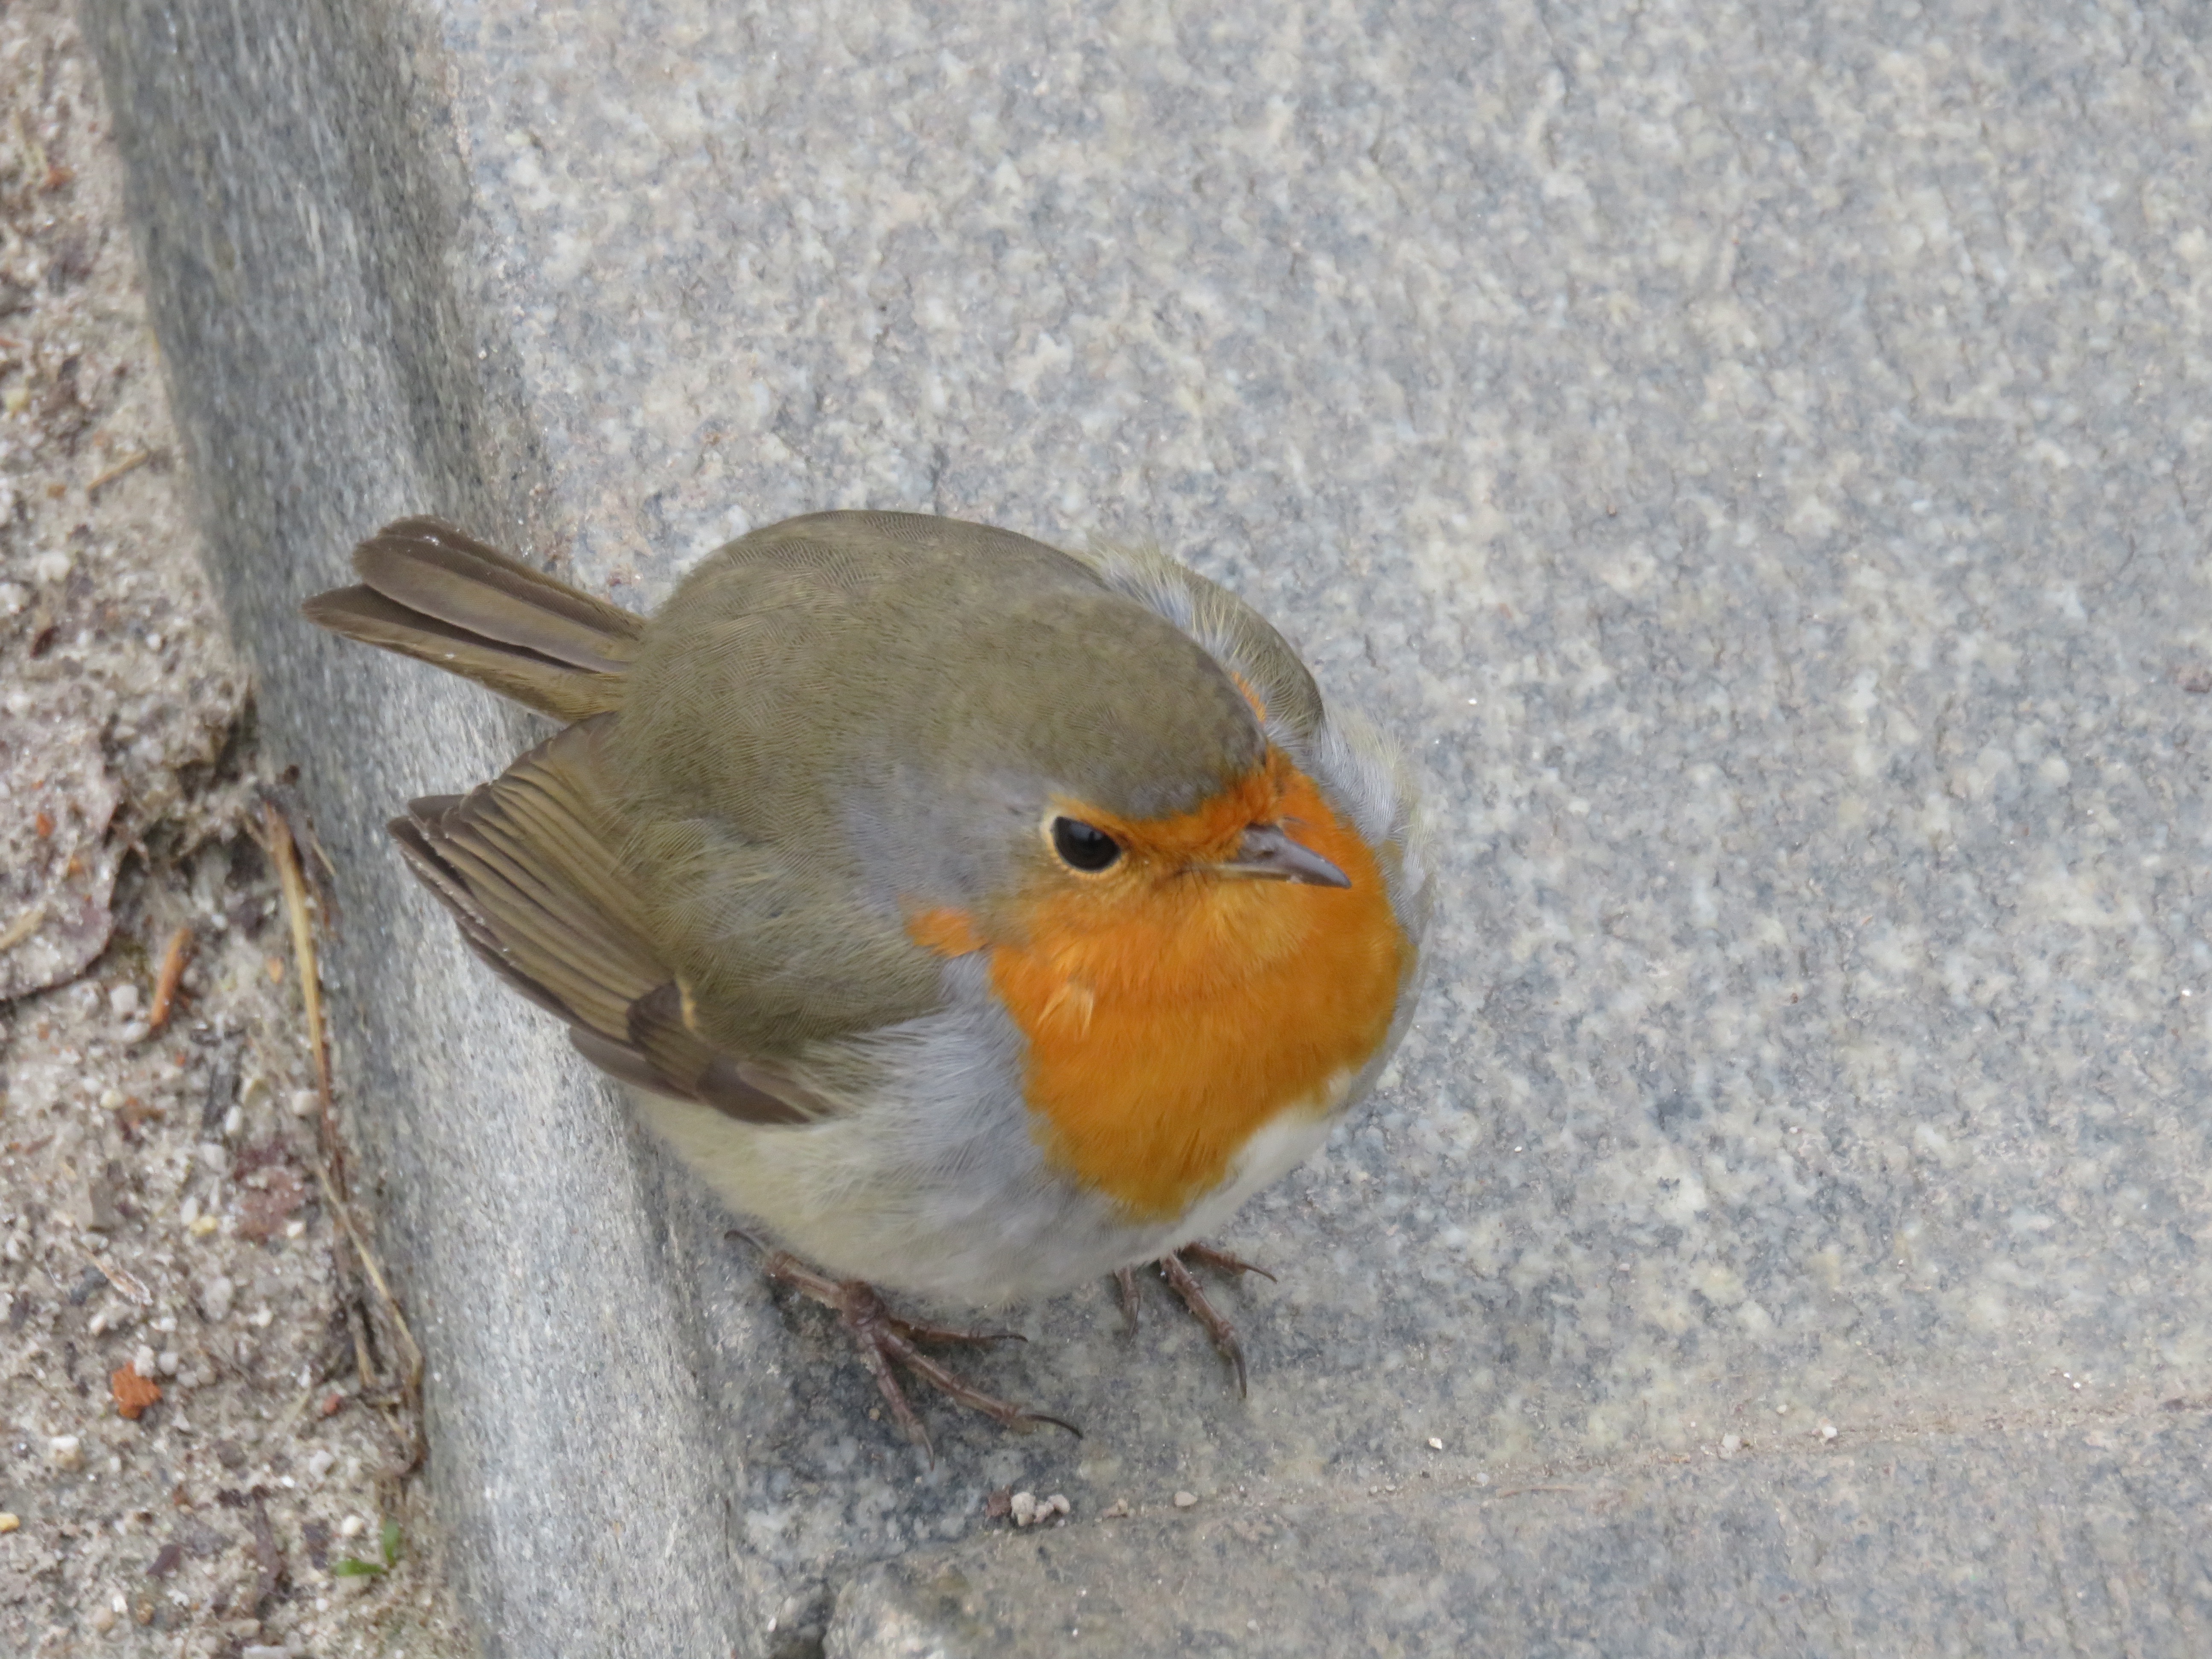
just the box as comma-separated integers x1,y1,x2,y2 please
260,792,426,1473
310,1159,422,1382
0,901,43,953
143,922,195,1034
261,798,340,1192
80,1243,151,1307
85,447,152,496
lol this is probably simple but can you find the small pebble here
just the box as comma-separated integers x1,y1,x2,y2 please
157,1350,180,1377
1426,1437,1443,1451
1474,1472,1490,1487
1172,1490,1198,1508
1720,1434,1743,1458
90,1607,117,1634
49,1435,83,1472
289,1089,317,1119
1820,1422,1838,1441
109,984,141,1018
133,1345,158,1380
338,1515,366,1539
241,1647,295,1659
0,1513,19,1534
305,1448,336,1480
1001,1491,1071,1526
180,1196,201,1227
200,1275,236,1322
1100,1499,1130,1519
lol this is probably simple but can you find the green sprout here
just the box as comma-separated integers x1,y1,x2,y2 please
332,1519,404,1578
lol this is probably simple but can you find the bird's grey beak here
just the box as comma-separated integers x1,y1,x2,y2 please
1215,823,1351,888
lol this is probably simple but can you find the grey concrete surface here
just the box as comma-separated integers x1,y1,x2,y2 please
830,1412,2212,1655
83,0,2212,1653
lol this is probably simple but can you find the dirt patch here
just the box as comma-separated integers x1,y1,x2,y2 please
1,6,475,1654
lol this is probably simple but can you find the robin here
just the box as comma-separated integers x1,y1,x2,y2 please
305,511,1428,1454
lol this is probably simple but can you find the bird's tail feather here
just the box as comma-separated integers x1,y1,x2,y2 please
302,516,643,722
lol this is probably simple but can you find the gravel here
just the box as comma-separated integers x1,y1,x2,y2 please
0,6,475,1653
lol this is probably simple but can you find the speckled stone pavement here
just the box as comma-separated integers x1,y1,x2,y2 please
83,1,2212,1653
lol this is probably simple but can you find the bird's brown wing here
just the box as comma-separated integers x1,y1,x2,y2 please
391,716,821,1126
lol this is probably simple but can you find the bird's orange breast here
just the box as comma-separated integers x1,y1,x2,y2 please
918,765,1407,1222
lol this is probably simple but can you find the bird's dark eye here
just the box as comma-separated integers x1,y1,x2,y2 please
1050,817,1122,873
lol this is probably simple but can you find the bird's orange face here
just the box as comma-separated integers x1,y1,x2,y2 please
908,748,1409,1220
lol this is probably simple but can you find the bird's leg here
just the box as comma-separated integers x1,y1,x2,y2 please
735,1233,1080,1461
1155,1253,1252,1398
1121,1242,1277,1398
1114,1266,1143,1332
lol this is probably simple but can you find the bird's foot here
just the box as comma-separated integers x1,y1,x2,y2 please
733,1232,1080,1462
1115,1241,1277,1397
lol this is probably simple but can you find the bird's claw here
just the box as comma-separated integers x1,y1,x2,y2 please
1118,1240,1272,1397
730,1230,1080,1461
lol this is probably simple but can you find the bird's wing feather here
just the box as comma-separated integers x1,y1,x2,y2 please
391,717,826,1125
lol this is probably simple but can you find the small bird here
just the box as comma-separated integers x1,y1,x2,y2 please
305,511,1427,1453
